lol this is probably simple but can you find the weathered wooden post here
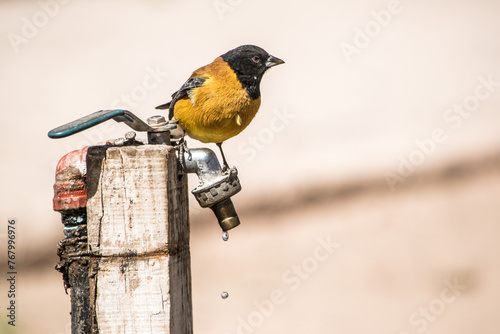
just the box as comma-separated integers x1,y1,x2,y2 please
50,109,242,333
51,110,193,333
86,144,192,333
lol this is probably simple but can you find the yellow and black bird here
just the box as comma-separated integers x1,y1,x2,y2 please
156,44,284,169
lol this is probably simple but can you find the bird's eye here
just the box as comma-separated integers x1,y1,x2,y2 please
252,56,260,63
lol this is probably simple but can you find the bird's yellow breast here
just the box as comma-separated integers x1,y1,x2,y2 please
173,57,261,143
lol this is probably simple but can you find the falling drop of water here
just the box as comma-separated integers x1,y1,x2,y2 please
222,231,229,241
221,291,229,299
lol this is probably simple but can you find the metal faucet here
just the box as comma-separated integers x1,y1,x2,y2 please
48,109,242,231
182,148,241,231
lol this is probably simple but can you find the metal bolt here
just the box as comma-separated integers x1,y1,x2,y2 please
114,138,125,145
125,131,136,141
147,115,168,127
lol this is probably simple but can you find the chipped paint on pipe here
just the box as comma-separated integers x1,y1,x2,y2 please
53,146,89,212
53,146,92,334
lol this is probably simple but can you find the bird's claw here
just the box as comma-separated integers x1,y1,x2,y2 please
177,137,191,171
216,142,231,173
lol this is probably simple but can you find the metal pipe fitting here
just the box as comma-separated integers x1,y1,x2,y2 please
182,148,242,231
48,109,243,232
146,115,175,145
52,147,91,334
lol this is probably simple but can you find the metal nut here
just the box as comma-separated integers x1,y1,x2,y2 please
125,131,136,140
147,115,168,127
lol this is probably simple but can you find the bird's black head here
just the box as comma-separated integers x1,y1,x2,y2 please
221,45,284,99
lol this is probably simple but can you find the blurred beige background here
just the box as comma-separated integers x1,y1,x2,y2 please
1,0,500,333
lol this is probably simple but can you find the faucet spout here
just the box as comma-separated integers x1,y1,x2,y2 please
181,148,241,231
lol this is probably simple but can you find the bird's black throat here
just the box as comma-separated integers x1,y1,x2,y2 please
234,74,262,100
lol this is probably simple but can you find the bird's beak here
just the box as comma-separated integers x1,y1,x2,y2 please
265,55,285,68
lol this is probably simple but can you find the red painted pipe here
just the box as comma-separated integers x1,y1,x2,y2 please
52,145,96,334
53,146,89,212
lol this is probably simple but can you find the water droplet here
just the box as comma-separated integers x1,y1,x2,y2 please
222,231,229,241
221,291,229,299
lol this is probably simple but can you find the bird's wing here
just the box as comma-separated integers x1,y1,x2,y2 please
155,77,208,120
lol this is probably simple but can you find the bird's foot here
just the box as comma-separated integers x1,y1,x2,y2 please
177,137,191,171
216,142,230,173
